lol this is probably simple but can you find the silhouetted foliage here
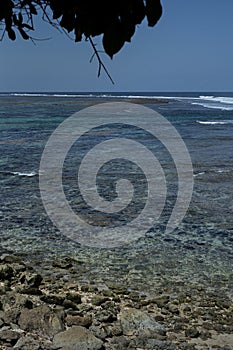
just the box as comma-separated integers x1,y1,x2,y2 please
0,0,162,56
0,1,162,82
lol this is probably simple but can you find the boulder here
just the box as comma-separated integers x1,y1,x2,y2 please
52,326,103,350
18,305,64,338
120,308,165,336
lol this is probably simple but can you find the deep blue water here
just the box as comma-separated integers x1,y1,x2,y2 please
0,92,232,294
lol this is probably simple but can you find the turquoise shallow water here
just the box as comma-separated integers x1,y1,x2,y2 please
0,92,232,296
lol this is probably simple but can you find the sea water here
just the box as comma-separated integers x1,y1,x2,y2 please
0,92,232,295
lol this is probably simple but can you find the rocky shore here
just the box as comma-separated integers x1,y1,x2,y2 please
0,254,232,350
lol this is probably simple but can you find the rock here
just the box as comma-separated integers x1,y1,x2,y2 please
120,308,165,336
66,292,82,304
41,294,65,306
153,295,170,309
0,255,23,264
65,315,92,327
106,322,123,337
185,327,200,338
17,272,43,294
52,326,103,350
0,329,20,345
1,293,34,324
91,296,110,306
106,335,130,350
0,265,14,280
62,299,78,310
24,273,43,288
80,284,98,293
52,259,73,269
14,335,53,350
95,309,117,323
89,323,109,340
18,305,64,338
129,337,176,350
14,335,41,350
168,303,180,315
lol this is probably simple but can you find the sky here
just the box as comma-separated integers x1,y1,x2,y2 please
1,0,233,92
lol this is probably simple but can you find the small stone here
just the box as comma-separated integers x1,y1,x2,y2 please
153,295,170,309
95,309,117,323
66,292,82,304
0,255,23,264
106,335,130,350
0,329,20,344
14,335,41,350
101,289,114,297
120,308,165,336
185,327,200,338
0,265,14,280
52,259,73,269
63,299,78,310
91,296,109,306
52,326,103,350
168,303,180,314
81,285,98,293
183,304,191,313
65,315,92,327
89,323,109,340
25,273,43,288
107,322,123,336
41,294,65,306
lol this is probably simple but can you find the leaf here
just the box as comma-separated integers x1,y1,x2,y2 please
29,3,37,15
103,21,125,59
7,28,16,40
50,0,63,19
60,13,75,32
121,16,135,42
145,0,162,27
132,0,146,25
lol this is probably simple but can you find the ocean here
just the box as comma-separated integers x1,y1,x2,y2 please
0,92,232,296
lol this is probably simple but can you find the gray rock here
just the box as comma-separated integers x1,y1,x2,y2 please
66,292,82,305
95,309,117,323
65,315,92,327
52,326,103,350
17,272,43,295
0,329,20,344
168,303,180,315
14,336,41,350
106,335,130,350
40,294,65,306
14,334,54,350
18,305,64,338
89,323,109,340
120,308,165,336
0,265,14,280
91,296,109,306
185,327,200,338
129,338,176,350
1,293,34,324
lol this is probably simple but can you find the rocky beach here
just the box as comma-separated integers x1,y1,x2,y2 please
0,252,232,350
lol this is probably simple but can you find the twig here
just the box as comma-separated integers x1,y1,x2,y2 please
88,37,115,85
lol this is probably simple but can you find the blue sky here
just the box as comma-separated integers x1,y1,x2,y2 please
1,0,233,92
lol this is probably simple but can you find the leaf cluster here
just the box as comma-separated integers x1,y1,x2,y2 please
0,0,162,58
